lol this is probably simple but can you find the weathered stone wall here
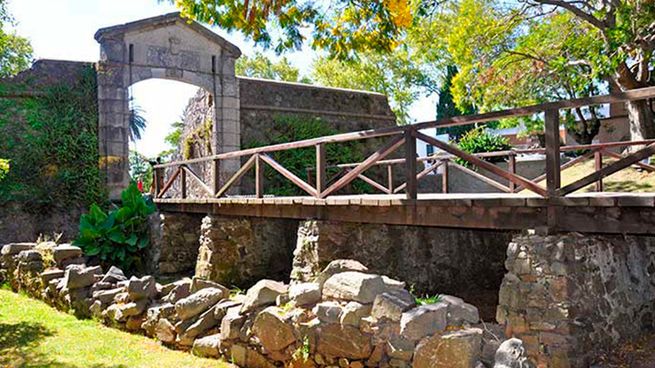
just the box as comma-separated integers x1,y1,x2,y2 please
195,215,298,288
292,220,514,320
147,212,205,276
2,240,503,368
238,77,396,145
498,233,655,367
0,59,97,243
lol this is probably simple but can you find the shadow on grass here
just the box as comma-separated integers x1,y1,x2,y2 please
0,321,127,368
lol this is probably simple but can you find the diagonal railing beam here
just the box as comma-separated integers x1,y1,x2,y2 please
215,155,257,198
601,149,655,173
515,150,596,192
259,154,318,197
320,135,406,198
181,165,214,196
349,170,391,194
449,162,512,193
157,166,182,198
393,161,443,194
558,143,655,196
415,131,547,197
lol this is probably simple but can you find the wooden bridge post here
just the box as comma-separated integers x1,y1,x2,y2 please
153,168,161,197
594,150,603,192
404,130,417,200
316,143,326,196
442,159,449,194
544,108,561,232
212,159,220,196
180,166,187,199
387,164,394,193
508,153,516,193
255,154,264,198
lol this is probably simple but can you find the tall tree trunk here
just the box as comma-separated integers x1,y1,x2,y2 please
626,99,655,142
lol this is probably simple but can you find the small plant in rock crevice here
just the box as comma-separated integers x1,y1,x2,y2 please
74,183,156,273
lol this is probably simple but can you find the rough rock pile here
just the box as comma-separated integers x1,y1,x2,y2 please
1,242,526,368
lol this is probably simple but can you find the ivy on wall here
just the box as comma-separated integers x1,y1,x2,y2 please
0,66,104,212
243,114,373,196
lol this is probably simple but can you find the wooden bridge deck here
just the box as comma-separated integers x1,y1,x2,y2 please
155,192,655,235
153,87,655,236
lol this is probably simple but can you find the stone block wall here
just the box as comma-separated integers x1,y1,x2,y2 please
292,220,514,320
147,212,205,276
2,240,505,368
195,215,298,288
497,233,655,367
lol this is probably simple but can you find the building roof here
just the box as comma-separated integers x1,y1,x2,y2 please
94,12,241,58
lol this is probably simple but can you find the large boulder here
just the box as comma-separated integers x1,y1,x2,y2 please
52,244,83,264
413,328,482,368
315,259,369,288
240,279,288,313
192,333,222,358
127,276,157,301
190,277,229,294
289,282,321,306
64,265,102,290
92,288,124,305
371,289,415,322
322,272,388,304
101,266,127,284
181,305,220,339
162,279,192,303
313,301,343,324
155,318,177,343
220,306,246,340
317,324,372,360
175,287,226,320
441,295,480,325
252,307,297,353
1,243,36,256
400,303,448,341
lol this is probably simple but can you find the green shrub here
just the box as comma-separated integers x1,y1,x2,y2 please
74,183,155,273
456,127,511,167
0,159,8,182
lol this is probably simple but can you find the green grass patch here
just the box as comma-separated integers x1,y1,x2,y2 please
0,289,231,368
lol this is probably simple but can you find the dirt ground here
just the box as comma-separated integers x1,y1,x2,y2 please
592,332,655,368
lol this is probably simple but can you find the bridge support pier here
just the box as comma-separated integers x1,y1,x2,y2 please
195,215,297,287
498,232,655,367
147,211,204,276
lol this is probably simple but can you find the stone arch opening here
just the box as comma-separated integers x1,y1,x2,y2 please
95,12,241,200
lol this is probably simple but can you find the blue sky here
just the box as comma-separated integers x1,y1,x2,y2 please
7,0,436,157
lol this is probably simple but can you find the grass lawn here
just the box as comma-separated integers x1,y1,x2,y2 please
518,155,655,194
0,287,231,368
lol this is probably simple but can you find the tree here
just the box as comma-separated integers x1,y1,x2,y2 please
164,0,414,57
0,0,32,78
435,65,477,139
312,48,434,124
236,52,310,82
521,0,655,141
128,104,147,142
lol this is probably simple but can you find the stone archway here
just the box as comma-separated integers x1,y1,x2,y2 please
94,12,241,200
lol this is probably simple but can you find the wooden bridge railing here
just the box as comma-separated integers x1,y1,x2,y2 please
152,86,655,201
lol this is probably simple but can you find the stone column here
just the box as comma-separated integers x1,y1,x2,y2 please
97,35,130,201
147,212,204,276
213,53,241,193
497,233,655,367
195,215,297,287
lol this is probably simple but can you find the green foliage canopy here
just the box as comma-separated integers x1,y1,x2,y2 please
0,0,32,78
236,52,310,82
456,127,511,167
312,48,434,125
74,183,156,273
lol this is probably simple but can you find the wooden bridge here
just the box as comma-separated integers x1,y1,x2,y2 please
153,87,655,235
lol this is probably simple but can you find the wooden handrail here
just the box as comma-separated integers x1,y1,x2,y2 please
153,86,655,169
152,86,655,203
